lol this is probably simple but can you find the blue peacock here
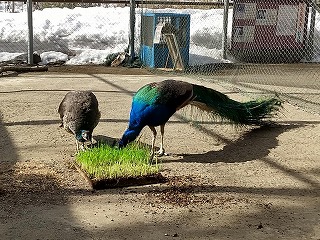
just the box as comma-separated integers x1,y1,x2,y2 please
58,91,101,152
119,79,281,159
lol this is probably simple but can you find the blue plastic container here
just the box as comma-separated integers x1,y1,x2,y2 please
140,12,190,69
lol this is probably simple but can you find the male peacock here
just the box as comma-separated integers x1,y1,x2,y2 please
119,79,281,159
58,91,101,152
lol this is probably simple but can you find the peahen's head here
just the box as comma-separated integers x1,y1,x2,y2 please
76,130,92,142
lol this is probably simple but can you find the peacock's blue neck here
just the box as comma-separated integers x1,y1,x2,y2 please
119,126,142,148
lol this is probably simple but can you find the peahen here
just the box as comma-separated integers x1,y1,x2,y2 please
58,91,101,152
119,79,281,159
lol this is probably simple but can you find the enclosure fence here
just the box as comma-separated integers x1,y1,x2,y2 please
1,0,320,114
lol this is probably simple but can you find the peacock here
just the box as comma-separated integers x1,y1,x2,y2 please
58,91,101,152
119,79,281,159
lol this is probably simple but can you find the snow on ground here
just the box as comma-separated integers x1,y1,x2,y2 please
0,5,233,65
0,4,319,65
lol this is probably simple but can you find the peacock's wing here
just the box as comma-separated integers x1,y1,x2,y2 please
134,80,193,109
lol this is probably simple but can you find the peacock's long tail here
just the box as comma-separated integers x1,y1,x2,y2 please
190,84,282,125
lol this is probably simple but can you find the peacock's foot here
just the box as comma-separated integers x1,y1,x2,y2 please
156,148,166,157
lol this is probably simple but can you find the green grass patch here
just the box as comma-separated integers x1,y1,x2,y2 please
75,142,160,181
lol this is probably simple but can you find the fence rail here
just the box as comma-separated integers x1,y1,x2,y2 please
1,0,226,5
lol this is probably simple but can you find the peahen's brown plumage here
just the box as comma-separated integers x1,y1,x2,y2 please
58,91,101,151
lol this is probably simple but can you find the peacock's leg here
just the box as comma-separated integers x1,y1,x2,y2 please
149,126,157,160
157,124,165,156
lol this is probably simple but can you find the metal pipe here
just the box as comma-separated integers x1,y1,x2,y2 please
27,0,33,64
129,0,135,63
307,1,316,61
2,0,227,6
222,0,229,59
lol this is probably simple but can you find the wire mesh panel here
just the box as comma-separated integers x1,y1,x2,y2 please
230,0,310,63
139,0,320,114
0,2,27,61
217,0,320,114
0,3,131,64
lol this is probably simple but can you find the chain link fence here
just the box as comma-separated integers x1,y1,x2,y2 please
0,1,131,64
1,0,320,113
140,0,320,114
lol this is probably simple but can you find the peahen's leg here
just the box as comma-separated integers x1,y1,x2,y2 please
80,142,85,151
149,126,157,160
76,139,80,152
89,136,93,148
76,139,85,152
157,124,165,156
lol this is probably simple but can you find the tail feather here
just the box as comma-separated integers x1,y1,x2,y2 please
191,84,281,125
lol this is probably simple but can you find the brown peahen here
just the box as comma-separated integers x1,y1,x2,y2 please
119,79,281,159
58,91,101,151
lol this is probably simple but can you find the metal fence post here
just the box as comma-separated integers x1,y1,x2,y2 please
307,2,316,61
129,0,136,63
222,0,229,60
27,0,33,64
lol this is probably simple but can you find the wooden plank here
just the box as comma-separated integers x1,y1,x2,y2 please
163,33,184,71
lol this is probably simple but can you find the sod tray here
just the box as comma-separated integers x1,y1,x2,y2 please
75,143,166,190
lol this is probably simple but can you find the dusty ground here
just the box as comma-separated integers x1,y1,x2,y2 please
0,66,319,240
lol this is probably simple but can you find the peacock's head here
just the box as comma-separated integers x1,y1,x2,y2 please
76,130,92,142
118,127,141,149
118,138,127,149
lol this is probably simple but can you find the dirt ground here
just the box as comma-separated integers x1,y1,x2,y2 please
0,66,319,240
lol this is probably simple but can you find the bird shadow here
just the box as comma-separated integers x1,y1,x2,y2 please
171,123,302,164
93,135,118,148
